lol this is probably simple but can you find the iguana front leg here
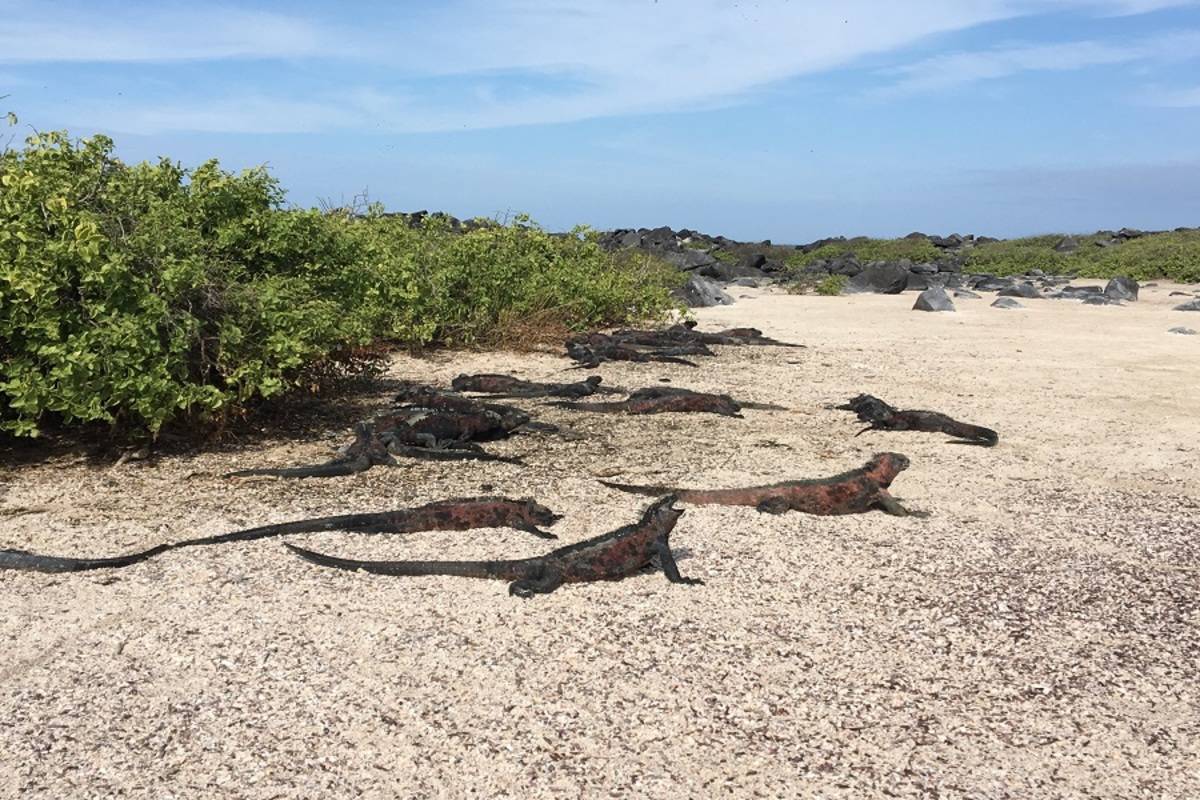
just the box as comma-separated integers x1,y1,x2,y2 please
514,523,559,540
655,538,704,585
876,491,910,516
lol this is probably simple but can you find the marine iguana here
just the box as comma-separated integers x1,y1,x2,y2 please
611,322,804,348
450,374,618,399
224,422,393,479
285,495,702,597
569,332,716,358
835,394,998,447
565,341,699,369
600,452,914,516
549,387,746,417
225,420,518,479
0,497,561,574
228,389,530,479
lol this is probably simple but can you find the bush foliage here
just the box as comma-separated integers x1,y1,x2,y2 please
783,231,1200,284
786,236,944,269
0,131,679,437
964,232,1200,282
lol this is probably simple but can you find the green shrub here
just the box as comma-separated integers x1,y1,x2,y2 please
355,215,681,346
786,236,942,270
964,231,1200,281
0,131,678,438
962,240,1070,276
815,274,848,295
1078,230,1200,282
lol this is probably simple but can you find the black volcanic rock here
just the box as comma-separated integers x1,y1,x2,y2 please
913,287,955,312
662,248,718,270
1051,285,1104,300
846,262,908,294
1104,276,1139,301
929,234,964,249
997,282,1041,299
905,272,934,291
641,225,677,249
830,255,863,277
674,275,733,307
973,276,1015,292
699,261,769,282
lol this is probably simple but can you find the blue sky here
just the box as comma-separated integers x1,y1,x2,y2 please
2,0,1199,241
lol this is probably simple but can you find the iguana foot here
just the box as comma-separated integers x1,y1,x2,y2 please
517,524,559,540
508,570,564,597
755,497,791,514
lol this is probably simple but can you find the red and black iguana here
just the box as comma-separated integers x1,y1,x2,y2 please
286,495,702,597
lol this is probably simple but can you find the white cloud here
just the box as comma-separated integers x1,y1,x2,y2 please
0,3,325,63
6,0,1199,133
872,30,1200,97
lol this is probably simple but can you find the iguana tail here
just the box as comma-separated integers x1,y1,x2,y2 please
947,423,999,447
730,400,787,411
599,479,677,498
650,355,699,367
0,543,173,573
174,511,421,550
284,542,535,581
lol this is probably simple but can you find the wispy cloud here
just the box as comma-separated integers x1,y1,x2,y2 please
872,29,1200,97
4,0,1199,133
0,3,325,63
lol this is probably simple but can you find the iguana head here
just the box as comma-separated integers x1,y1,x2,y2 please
519,498,564,527
866,452,910,485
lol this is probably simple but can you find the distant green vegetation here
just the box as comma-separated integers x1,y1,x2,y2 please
786,236,944,269
965,231,1200,281
784,274,848,296
782,230,1200,283
0,130,679,438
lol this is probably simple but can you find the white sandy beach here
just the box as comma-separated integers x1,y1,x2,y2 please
1,283,1198,798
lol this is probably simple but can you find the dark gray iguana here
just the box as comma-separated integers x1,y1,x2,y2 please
451,374,620,399
548,386,783,417
227,387,534,479
835,394,998,447
285,495,702,597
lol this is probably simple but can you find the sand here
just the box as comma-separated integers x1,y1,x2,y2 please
1,282,1198,798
